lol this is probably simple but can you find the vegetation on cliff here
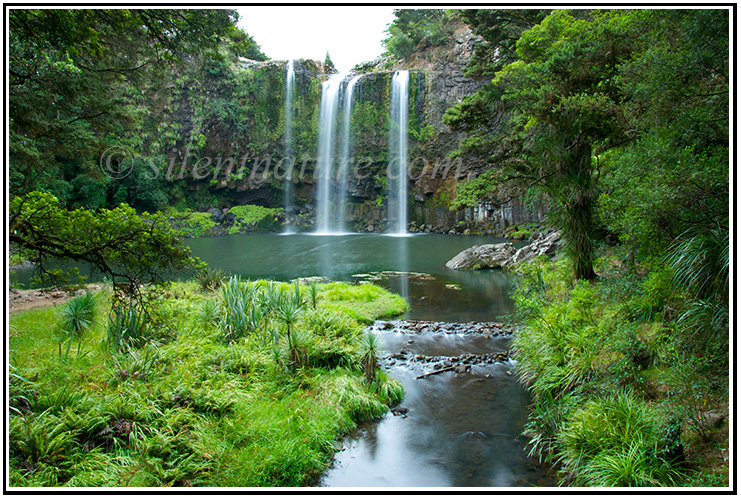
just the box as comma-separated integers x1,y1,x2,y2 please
445,9,728,281
9,9,264,210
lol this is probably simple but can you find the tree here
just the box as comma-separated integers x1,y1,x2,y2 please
324,51,336,72
447,9,728,281
447,10,635,280
597,9,729,256
458,9,550,77
9,191,201,299
384,9,456,60
226,24,268,61
9,9,244,205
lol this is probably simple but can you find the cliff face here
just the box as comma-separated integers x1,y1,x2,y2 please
157,26,540,233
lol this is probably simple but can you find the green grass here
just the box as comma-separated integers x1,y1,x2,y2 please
228,205,280,224
319,282,408,323
511,251,728,487
164,208,217,237
8,279,406,487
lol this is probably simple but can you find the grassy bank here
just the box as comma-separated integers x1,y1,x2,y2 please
165,205,282,237
510,252,729,487
8,278,407,487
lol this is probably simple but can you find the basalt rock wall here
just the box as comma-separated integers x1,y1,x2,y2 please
158,26,541,234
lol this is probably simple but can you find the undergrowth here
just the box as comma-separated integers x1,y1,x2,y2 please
8,279,406,487
511,250,729,487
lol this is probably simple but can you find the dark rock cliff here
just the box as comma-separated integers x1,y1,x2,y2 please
156,25,540,234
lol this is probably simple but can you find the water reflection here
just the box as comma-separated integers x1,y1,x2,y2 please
321,329,555,487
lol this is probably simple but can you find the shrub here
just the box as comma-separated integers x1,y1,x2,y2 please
556,391,684,486
198,267,225,292
357,331,382,383
58,292,99,358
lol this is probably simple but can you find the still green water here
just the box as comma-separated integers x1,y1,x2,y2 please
187,233,521,322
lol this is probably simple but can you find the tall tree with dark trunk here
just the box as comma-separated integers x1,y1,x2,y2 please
447,10,633,280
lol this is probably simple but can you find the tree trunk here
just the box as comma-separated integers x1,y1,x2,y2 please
561,142,597,281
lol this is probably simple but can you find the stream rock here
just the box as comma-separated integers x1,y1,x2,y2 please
445,231,563,270
371,320,513,336
445,243,516,270
509,230,564,266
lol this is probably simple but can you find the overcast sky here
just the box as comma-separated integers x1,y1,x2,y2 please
236,6,396,73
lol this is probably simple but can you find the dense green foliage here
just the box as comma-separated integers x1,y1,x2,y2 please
9,280,405,486
384,9,457,60
446,9,729,280
9,9,265,210
445,9,729,486
511,249,728,486
9,191,200,292
458,9,551,77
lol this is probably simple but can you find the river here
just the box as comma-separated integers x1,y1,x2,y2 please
186,233,553,487
12,232,554,486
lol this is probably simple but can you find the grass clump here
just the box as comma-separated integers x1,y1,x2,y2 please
9,277,405,487
319,282,408,323
511,249,728,487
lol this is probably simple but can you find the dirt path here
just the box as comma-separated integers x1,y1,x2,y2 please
8,284,104,313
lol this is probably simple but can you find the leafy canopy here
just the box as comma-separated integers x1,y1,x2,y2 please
10,191,201,292
445,9,728,279
9,9,264,209
384,9,456,60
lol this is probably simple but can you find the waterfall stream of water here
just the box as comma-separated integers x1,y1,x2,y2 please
388,70,409,235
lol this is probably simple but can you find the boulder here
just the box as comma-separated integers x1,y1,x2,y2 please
510,231,563,266
445,243,517,270
446,231,563,270
209,208,223,222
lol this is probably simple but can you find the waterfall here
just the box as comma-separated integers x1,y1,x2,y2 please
336,75,363,233
315,74,344,234
283,60,296,233
388,70,409,235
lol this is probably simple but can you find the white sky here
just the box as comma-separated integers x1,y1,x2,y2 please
236,6,396,73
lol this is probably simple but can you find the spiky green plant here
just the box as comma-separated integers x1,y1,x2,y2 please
275,299,306,370
198,267,226,292
667,224,728,304
58,292,98,359
106,305,152,352
358,331,382,383
307,281,319,309
275,298,302,339
291,281,304,309
284,327,310,370
666,224,729,343
219,276,255,343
